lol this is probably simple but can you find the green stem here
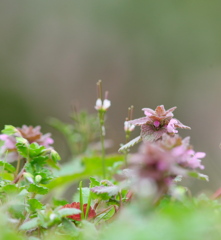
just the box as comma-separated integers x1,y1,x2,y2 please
15,156,21,177
85,183,92,219
99,112,106,179
124,132,131,167
79,181,84,220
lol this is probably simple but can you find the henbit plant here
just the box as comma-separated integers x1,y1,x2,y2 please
0,82,220,240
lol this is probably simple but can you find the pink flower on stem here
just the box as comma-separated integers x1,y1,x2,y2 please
128,105,190,141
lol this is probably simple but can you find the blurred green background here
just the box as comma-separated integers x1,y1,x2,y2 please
1,0,221,193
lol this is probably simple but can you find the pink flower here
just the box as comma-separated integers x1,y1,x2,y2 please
129,142,184,194
128,105,190,141
0,125,54,162
160,134,205,170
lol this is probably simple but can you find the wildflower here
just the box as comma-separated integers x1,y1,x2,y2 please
128,105,190,142
17,125,54,147
124,121,135,132
61,202,96,221
159,134,205,170
0,125,54,162
95,98,111,111
172,139,205,170
129,142,184,194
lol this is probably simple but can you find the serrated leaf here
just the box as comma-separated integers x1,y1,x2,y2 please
3,184,19,194
16,137,29,158
91,185,119,197
118,136,141,152
28,184,49,195
188,171,209,181
30,156,48,165
29,143,45,157
19,218,39,230
0,160,16,173
28,199,44,212
2,125,18,135
58,208,81,217
90,177,100,187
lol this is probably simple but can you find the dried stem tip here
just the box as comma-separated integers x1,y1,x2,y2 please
96,80,103,100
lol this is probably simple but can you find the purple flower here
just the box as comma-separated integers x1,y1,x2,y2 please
172,140,205,170
159,133,205,170
128,105,190,142
129,142,184,194
0,125,54,162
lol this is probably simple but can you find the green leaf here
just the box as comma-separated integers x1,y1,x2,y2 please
53,198,69,207
118,136,141,152
188,171,209,181
61,218,79,236
28,184,49,195
2,125,18,135
47,155,124,190
28,199,44,212
30,156,48,165
29,143,45,157
3,184,19,194
0,160,16,173
19,218,39,230
57,208,81,217
90,177,100,187
16,137,29,158
96,206,115,222
91,185,119,197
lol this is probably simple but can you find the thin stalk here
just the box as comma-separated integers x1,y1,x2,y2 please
15,156,21,177
99,112,106,179
79,181,84,220
85,183,92,219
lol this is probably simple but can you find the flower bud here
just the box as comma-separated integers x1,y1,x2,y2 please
23,172,34,183
35,175,42,183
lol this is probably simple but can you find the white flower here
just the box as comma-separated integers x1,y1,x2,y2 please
124,121,135,132
95,98,111,111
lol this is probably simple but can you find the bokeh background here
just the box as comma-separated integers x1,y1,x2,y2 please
1,0,221,193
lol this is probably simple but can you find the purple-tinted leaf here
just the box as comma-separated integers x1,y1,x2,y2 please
91,185,119,197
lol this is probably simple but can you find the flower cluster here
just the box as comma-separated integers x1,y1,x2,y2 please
0,125,54,162
128,133,206,196
128,105,190,141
